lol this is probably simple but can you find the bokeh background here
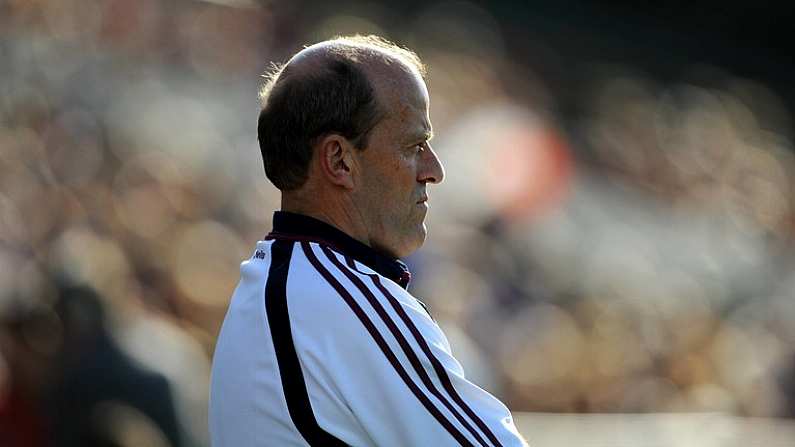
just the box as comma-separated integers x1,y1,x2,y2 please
2,0,795,445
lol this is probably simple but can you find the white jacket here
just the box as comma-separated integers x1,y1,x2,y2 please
209,212,525,446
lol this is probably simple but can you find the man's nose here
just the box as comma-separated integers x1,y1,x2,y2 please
419,144,445,184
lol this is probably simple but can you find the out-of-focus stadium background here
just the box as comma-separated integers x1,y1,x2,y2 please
2,0,795,445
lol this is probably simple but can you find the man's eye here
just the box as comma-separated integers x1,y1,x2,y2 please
415,143,426,152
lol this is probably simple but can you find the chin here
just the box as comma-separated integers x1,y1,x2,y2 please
381,222,428,258
402,228,428,257
418,223,428,244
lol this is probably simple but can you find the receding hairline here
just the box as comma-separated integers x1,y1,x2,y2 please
295,35,425,75
259,35,426,104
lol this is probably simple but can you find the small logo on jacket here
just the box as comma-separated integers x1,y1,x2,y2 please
253,250,266,260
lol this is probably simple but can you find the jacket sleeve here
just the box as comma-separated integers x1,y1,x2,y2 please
293,242,527,447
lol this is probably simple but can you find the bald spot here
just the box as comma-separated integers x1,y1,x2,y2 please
285,41,422,125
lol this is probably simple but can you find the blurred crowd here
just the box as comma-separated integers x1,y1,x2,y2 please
2,0,795,446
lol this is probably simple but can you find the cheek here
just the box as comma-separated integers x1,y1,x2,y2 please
374,159,414,191
359,150,418,204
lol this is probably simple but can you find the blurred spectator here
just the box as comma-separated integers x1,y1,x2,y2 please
0,280,182,447
48,282,181,447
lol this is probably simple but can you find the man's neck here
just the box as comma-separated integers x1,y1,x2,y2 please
280,193,371,250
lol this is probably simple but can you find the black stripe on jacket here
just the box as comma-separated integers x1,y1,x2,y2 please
265,239,348,446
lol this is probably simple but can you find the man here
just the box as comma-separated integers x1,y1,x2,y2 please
209,35,526,446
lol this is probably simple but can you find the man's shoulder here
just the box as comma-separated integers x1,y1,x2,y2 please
275,240,362,309
288,240,439,335
285,240,398,299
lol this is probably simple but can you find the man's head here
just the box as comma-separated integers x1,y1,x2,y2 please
258,35,445,258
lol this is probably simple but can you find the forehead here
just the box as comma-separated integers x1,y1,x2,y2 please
370,65,431,138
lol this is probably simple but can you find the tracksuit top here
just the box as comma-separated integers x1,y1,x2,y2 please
209,211,525,446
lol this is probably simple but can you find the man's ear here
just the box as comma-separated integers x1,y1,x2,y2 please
316,134,355,189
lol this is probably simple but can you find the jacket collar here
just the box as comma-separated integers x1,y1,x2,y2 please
265,211,412,289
